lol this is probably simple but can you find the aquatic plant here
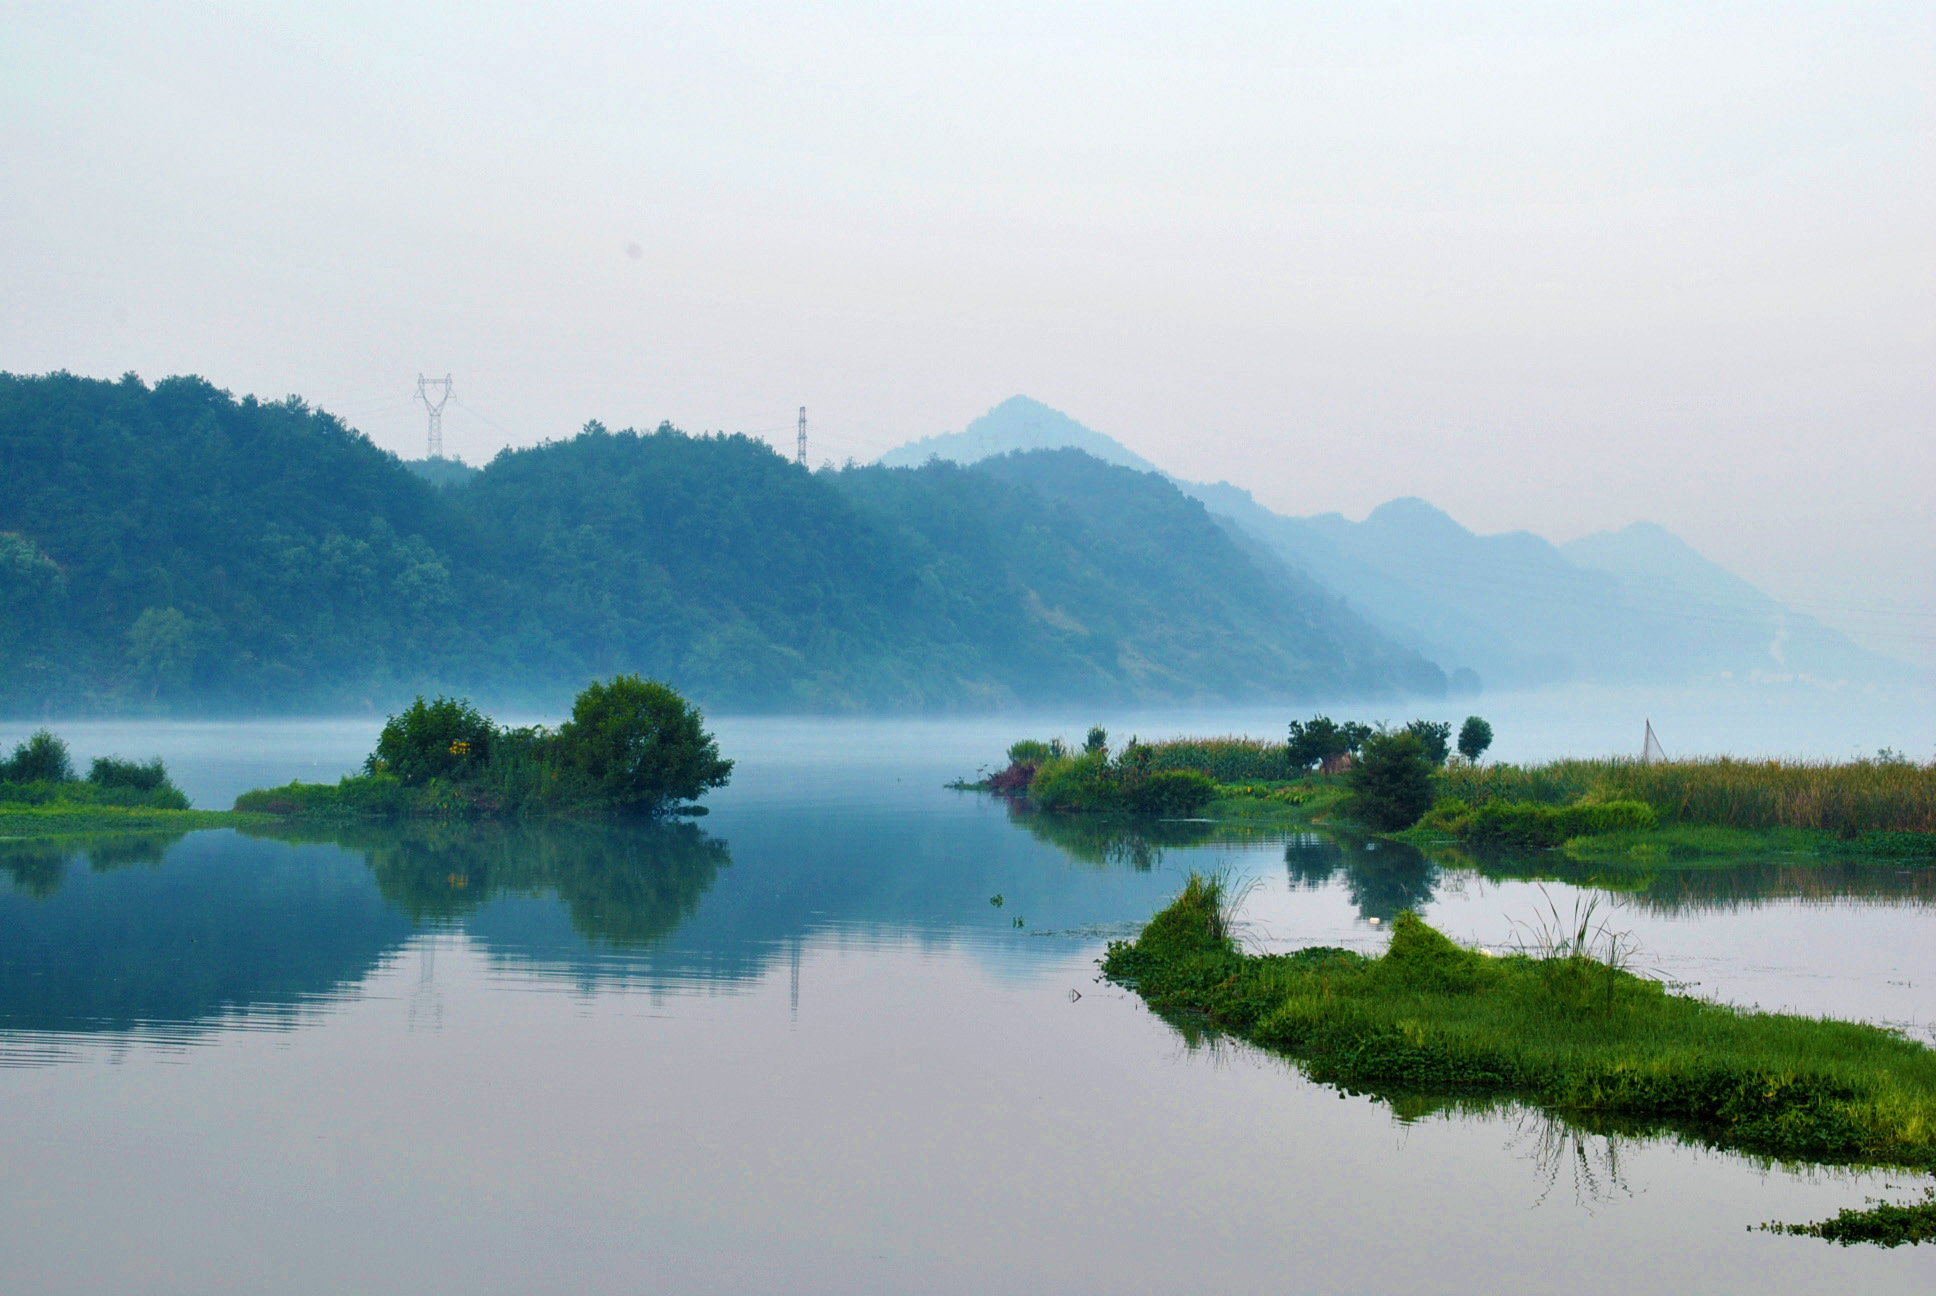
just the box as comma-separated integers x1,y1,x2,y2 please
1104,874,1936,1179
1760,1186,1936,1247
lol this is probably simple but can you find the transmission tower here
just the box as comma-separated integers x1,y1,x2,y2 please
416,374,453,459
796,406,807,466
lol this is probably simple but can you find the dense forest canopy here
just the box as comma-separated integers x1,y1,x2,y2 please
0,372,1443,715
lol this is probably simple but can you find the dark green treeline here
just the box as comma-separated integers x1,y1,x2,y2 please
0,371,1444,714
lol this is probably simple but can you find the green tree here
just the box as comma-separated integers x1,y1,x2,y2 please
556,675,733,814
1287,716,1372,772
127,607,195,699
367,696,496,785
1084,726,1109,756
1457,716,1494,762
2,729,75,784
1346,730,1437,830
1404,719,1453,765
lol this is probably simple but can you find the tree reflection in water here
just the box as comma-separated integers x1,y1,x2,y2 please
249,818,733,948
1285,831,1439,922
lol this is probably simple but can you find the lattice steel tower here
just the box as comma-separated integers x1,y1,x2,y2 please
796,406,807,466
416,374,453,459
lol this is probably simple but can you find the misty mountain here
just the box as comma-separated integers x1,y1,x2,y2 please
883,396,1895,689
878,396,1164,474
0,372,1441,715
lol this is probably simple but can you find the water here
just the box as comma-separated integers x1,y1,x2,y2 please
1,713,1933,1292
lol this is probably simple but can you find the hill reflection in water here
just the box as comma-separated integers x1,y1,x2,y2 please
2,797,1930,1060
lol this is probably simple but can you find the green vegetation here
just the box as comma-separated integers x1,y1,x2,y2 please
1416,797,1659,849
1286,716,1372,773
1029,745,1219,816
1105,875,1936,1180
0,372,1442,714
1418,755,1936,860
0,730,207,837
1760,1187,1936,1247
1435,755,1936,834
1345,730,1440,829
236,676,731,820
1457,715,1493,762
0,733,229,839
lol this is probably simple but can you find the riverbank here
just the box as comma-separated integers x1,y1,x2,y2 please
0,802,247,838
1103,875,1936,1182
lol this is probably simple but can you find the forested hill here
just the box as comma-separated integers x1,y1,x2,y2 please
0,372,1443,715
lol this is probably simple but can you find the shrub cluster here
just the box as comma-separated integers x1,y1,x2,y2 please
240,676,732,819
1421,796,1658,848
0,730,188,809
1028,747,1218,817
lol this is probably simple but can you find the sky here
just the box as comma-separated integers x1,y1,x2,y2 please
4,2,1931,666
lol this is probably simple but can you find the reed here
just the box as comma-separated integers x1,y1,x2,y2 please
1437,757,1936,834
1142,737,1289,782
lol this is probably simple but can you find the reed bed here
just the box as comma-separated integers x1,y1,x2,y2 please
1438,757,1936,835
1142,737,1289,782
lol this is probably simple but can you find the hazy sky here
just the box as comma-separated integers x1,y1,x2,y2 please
5,2,1931,665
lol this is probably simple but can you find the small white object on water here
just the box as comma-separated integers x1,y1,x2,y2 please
1368,917,1380,925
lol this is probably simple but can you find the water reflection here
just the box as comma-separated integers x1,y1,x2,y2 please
250,819,732,946
0,831,188,899
1284,831,1439,921
0,831,413,1049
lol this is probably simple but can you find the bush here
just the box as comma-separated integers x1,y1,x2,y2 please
1,730,74,784
1084,726,1109,756
1027,752,1216,816
1007,739,1054,765
367,696,497,785
1134,770,1218,816
556,675,733,814
1347,730,1438,830
986,760,1037,793
1457,799,1658,848
88,755,169,792
1457,716,1493,762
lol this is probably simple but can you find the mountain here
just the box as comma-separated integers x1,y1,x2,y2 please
877,397,1897,689
877,396,1163,474
0,372,1441,714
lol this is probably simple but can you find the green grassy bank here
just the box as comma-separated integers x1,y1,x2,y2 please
0,802,245,838
1103,875,1936,1181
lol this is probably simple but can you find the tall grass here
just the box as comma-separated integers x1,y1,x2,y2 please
1143,737,1289,782
1437,757,1936,834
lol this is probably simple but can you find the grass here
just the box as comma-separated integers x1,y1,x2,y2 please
1203,779,1348,823
1143,738,1290,783
1103,873,1936,1178
0,802,245,838
1437,756,1936,834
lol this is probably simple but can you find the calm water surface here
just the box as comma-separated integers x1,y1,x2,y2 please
1,711,1932,1293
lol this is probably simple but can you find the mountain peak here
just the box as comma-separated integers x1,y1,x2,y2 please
876,396,1159,474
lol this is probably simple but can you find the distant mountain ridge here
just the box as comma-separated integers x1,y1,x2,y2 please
879,396,1896,689
0,372,1442,714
